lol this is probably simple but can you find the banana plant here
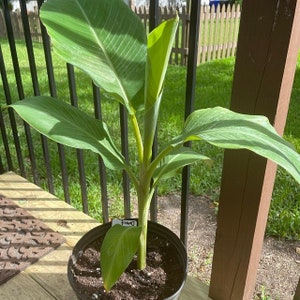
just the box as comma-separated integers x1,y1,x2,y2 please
6,0,300,291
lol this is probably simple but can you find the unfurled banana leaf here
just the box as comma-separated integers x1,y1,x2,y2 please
10,96,125,171
172,107,300,184
40,0,147,112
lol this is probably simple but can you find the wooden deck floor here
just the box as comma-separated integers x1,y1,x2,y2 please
0,171,211,300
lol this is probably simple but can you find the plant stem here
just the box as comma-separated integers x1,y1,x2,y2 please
137,198,148,270
130,113,143,163
136,163,155,269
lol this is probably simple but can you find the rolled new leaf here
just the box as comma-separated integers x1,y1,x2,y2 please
143,16,179,162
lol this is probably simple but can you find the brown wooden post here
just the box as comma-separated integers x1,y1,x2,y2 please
209,0,300,299
294,277,300,300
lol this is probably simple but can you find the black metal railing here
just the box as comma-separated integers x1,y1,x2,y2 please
0,0,201,245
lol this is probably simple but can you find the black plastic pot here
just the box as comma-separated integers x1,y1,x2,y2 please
68,220,188,300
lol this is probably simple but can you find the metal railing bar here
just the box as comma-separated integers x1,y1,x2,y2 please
57,145,71,204
119,104,131,218
92,83,109,222
3,0,24,99
66,63,89,214
0,154,3,174
19,0,40,95
0,107,12,171
19,0,54,194
37,0,57,98
36,0,71,203
2,0,39,185
0,44,25,176
149,0,159,223
180,0,201,245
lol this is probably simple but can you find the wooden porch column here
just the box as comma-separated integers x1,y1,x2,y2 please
209,1,300,299
294,277,300,300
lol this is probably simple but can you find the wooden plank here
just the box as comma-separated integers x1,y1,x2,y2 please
217,5,226,59
211,6,218,61
231,4,240,57
201,6,210,64
0,273,55,300
0,245,76,300
0,171,98,299
294,277,300,300
24,244,77,299
180,277,212,300
0,10,6,38
197,6,203,65
0,171,100,248
222,5,230,58
209,0,300,299
180,6,188,66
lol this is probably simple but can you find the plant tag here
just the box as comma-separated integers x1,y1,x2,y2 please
112,219,138,227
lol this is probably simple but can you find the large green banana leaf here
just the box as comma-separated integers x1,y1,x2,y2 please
40,0,147,111
10,97,125,171
172,107,300,184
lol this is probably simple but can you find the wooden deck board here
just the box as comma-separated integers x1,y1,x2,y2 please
0,171,211,299
24,244,77,300
0,171,99,247
180,277,212,299
0,273,55,300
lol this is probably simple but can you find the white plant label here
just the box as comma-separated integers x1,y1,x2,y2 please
112,219,138,227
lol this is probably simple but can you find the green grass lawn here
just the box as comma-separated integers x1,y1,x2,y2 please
1,40,299,239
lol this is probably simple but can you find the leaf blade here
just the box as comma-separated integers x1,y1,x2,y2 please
143,16,179,160
10,96,125,170
40,0,146,110
175,107,300,184
101,224,142,291
146,16,179,107
153,147,210,181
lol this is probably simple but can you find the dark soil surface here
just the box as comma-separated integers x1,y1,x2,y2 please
156,193,300,300
69,229,186,299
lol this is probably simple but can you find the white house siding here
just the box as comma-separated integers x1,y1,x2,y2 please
11,0,37,11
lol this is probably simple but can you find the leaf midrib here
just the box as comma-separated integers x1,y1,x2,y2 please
75,0,129,105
